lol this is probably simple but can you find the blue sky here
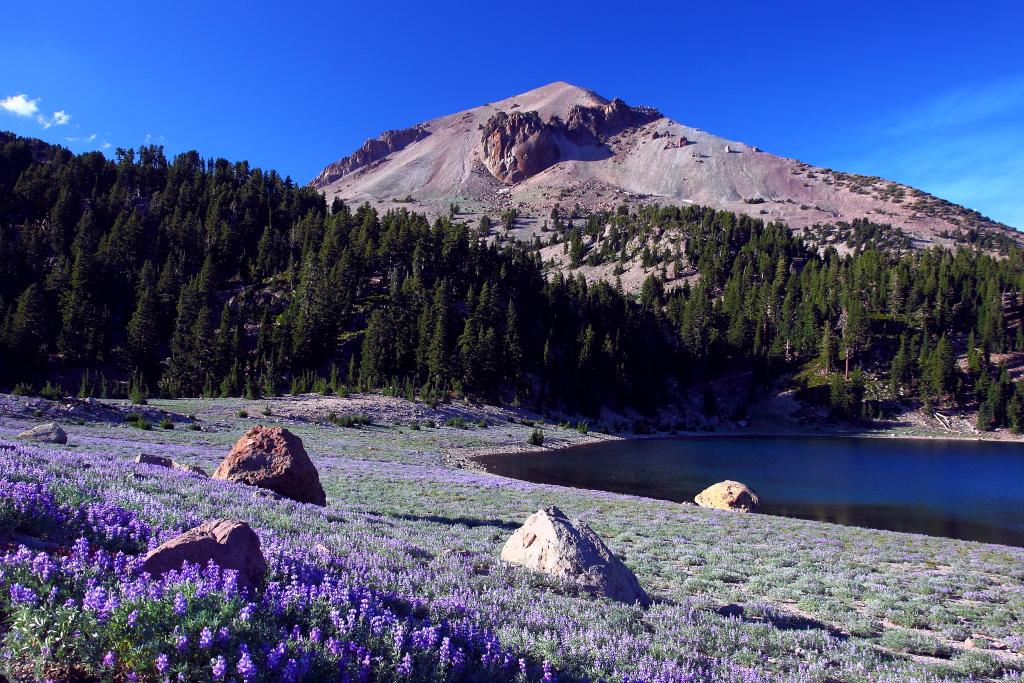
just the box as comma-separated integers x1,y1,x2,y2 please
2,1,1022,227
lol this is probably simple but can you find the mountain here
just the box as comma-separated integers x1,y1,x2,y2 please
312,81,1015,249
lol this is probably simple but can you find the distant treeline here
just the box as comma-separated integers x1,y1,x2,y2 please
1,132,1023,429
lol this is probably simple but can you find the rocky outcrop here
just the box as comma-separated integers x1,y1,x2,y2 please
312,126,430,188
142,519,267,592
694,480,761,512
213,426,326,506
135,453,208,477
501,506,650,606
480,111,561,184
565,97,662,143
17,422,67,444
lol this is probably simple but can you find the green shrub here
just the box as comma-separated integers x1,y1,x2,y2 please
327,412,370,428
879,629,951,658
160,419,174,430
39,381,64,401
188,422,201,431
11,383,34,396
32,409,44,418
576,421,589,434
528,428,544,446
128,372,149,405
445,417,468,429
237,409,249,418
476,419,487,428
262,405,273,416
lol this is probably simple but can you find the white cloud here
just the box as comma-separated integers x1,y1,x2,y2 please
2,94,73,129
37,110,71,129
65,133,97,142
0,93,40,117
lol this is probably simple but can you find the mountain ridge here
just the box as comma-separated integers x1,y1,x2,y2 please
311,81,1017,246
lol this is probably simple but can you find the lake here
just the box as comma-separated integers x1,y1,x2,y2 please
476,436,1024,546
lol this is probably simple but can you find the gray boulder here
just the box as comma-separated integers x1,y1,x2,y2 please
17,422,67,444
501,506,650,606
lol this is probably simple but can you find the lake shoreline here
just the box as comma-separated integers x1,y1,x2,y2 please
463,424,1024,474
469,429,1024,547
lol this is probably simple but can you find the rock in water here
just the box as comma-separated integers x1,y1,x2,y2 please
142,519,267,592
213,426,326,506
501,506,650,606
17,422,67,444
694,480,761,512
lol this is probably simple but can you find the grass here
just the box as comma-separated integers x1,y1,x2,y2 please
0,393,1022,681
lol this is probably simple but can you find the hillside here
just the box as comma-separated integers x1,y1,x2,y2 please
4,131,1024,438
312,82,1017,254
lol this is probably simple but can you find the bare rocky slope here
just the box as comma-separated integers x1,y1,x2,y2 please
312,81,1016,249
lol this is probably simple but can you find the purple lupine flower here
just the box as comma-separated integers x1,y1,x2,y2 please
238,602,255,621
282,658,300,683
175,634,189,652
102,651,116,668
173,592,187,615
155,653,169,673
543,659,557,682
9,583,37,605
211,655,227,680
236,650,256,680
396,652,413,676
199,627,214,648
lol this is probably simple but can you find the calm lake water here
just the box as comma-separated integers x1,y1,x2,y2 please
477,436,1024,546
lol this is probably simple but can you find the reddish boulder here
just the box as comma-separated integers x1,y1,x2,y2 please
142,519,267,592
213,426,326,506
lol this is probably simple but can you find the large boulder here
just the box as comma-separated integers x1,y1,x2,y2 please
142,519,267,592
501,506,650,606
694,480,761,512
213,426,326,506
135,453,208,478
17,422,67,444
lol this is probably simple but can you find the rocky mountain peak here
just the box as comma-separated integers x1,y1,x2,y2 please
480,110,560,184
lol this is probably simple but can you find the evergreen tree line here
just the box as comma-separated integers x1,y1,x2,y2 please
1,133,1023,426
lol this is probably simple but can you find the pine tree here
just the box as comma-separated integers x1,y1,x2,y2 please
3,284,48,379
127,261,160,376
59,210,105,363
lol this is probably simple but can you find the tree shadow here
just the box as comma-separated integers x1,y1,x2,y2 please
716,604,849,640
389,512,520,531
